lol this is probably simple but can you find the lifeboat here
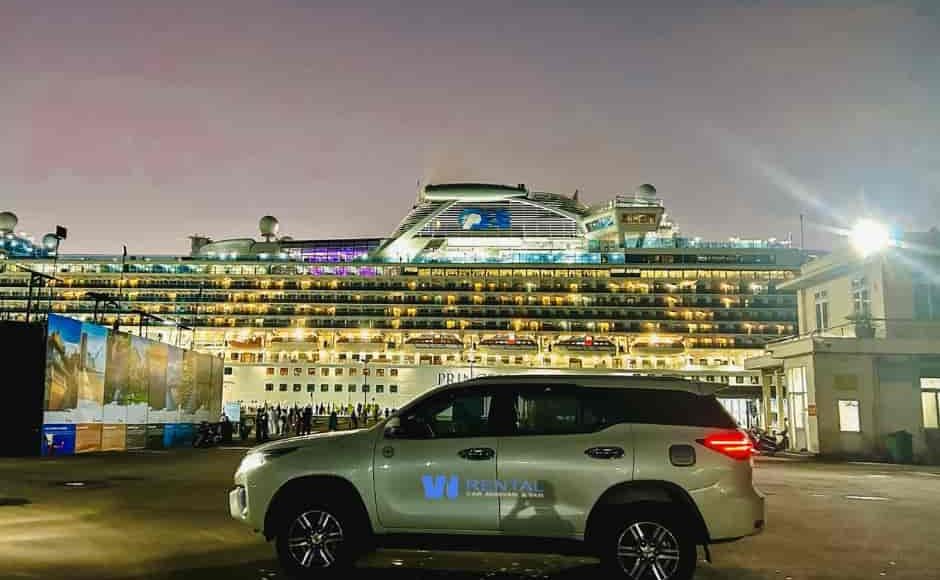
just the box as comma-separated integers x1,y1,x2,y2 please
335,335,388,353
476,335,538,354
268,333,320,351
402,334,464,354
630,335,685,355
553,336,618,356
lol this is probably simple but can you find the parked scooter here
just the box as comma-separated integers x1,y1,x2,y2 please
193,421,222,448
748,427,788,455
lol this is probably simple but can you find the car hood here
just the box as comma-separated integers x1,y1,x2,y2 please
248,428,372,454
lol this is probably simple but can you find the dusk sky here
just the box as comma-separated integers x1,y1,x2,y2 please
2,0,938,254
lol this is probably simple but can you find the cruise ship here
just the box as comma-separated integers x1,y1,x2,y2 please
0,183,807,422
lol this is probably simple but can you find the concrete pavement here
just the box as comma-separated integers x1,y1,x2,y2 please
1,449,937,580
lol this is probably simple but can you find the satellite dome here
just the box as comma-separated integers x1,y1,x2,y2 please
42,233,59,250
635,183,657,198
0,211,18,233
259,215,280,240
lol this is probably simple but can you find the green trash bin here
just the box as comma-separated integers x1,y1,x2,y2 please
885,430,914,464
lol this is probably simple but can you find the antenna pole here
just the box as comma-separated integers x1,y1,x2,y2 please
799,214,805,250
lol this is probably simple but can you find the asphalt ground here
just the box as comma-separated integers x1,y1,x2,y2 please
1,447,938,580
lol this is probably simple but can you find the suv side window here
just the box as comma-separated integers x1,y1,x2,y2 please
398,388,493,439
512,385,623,436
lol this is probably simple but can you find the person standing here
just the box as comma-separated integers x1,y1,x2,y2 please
302,405,312,435
328,409,338,431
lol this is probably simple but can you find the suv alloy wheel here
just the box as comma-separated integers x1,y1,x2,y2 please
601,507,695,580
276,504,352,578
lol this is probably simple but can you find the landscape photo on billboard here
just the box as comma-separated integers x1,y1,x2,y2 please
102,333,130,422
125,335,151,424
44,314,82,418
75,320,108,423
180,350,198,422
193,353,213,422
147,342,169,422
165,348,183,421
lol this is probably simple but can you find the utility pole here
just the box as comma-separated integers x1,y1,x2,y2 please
799,214,805,251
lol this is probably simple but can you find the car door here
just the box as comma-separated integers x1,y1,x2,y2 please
496,384,634,538
373,385,501,532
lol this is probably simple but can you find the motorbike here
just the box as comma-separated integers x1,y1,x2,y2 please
748,427,788,455
193,421,223,448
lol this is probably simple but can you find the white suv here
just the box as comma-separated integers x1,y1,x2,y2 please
230,374,765,580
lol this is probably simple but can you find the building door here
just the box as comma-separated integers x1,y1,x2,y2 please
786,366,809,451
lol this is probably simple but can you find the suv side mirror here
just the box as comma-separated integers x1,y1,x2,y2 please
384,416,428,440
384,417,405,439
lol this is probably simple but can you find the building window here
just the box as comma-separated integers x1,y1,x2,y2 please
279,368,288,376
349,385,356,393
814,290,830,331
376,368,385,377
306,384,315,393
279,384,288,392
362,385,370,393
922,378,940,429
349,368,357,376
265,383,274,392
390,368,399,376
390,385,398,393
293,368,302,376
321,368,330,376
224,367,233,375
321,384,329,392
838,400,861,432
851,277,871,317
335,368,344,376
266,368,275,376
308,368,317,376
375,385,384,393
293,384,302,392
334,384,343,392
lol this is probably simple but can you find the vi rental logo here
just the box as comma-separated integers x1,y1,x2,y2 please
421,475,545,500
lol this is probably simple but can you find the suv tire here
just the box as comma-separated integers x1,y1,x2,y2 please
275,501,362,578
599,506,696,580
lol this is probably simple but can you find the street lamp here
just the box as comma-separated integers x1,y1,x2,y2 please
850,219,891,257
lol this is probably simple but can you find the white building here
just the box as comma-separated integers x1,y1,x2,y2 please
746,228,940,463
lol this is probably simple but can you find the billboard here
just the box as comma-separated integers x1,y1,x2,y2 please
42,316,223,454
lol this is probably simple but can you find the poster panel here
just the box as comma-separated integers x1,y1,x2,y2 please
145,424,165,449
223,401,241,423
103,333,130,423
74,321,107,423
125,336,150,424
100,424,127,451
43,315,82,424
125,424,147,450
74,423,102,454
179,351,199,423
165,348,184,423
41,424,76,456
146,342,170,423
209,356,223,419
193,354,213,423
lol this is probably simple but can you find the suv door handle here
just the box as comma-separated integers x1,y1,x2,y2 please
458,447,495,461
585,446,625,460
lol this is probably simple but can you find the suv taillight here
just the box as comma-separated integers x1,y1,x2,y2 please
696,431,753,461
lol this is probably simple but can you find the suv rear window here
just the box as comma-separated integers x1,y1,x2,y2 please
616,388,737,429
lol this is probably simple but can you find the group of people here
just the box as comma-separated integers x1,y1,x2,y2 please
244,402,396,442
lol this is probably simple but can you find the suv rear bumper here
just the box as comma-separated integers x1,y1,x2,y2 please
694,485,765,541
